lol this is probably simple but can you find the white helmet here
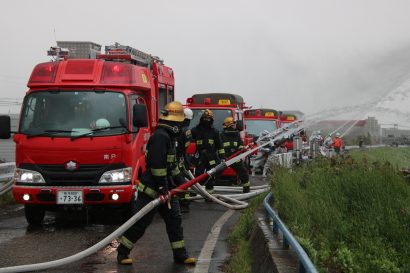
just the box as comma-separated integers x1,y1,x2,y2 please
95,118,110,128
184,108,193,120
335,132,341,137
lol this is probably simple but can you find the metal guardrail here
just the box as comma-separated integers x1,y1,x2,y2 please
0,162,15,182
263,192,318,273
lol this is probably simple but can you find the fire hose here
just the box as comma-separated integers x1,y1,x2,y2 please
0,124,303,272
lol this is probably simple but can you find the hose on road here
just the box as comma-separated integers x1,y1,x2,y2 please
0,123,303,272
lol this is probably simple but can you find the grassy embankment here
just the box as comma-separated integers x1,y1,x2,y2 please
0,185,14,205
273,147,410,273
224,193,267,273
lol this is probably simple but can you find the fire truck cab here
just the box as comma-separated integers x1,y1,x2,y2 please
244,108,280,141
0,42,175,224
185,93,252,182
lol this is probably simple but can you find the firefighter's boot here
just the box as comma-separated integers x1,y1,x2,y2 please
117,244,133,265
173,248,196,265
242,182,250,193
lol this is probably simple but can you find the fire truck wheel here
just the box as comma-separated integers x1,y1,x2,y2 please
24,204,45,225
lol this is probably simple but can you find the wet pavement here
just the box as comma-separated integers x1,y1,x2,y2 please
0,176,267,273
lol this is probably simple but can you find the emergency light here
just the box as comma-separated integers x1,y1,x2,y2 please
100,62,135,84
218,99,231,105
29,62,58,83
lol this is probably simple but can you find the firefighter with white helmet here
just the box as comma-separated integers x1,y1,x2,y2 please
117,101,196,265
220,117,250,193
176,107,194,212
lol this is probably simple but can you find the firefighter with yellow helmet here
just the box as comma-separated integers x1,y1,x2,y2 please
191,109,225,194
220,117,250,193
117,101,196,265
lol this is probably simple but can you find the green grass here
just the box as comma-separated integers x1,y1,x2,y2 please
349,147,410,169
0,191,14,205
224,193,267,273
272,155,410,273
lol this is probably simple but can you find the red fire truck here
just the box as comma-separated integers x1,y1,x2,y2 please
185,93,252,182
279,113,299,150
0,42,175,224
244,108,280,140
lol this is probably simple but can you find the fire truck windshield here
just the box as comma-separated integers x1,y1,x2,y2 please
189,109,233,131
245,119,278,137
20,91,128,137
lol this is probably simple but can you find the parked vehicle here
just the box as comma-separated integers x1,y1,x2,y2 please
0,42,175,224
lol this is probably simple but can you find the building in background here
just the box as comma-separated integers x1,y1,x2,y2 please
308,116,381,144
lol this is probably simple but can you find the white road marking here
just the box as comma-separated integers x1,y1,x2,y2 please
194,209,235,273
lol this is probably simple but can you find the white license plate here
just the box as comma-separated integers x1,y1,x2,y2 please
57,190,83,204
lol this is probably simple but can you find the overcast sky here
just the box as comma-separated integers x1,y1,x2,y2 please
1,0,410,116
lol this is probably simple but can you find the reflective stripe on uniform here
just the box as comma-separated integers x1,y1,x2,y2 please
208,139,214,144
171,167,180,176
171,240,185,249
223,142,230,147
138,183,158,198
238,145,244,150
196,140,203,145
119,236,134,250
233,141,238,147
209,160,216,165
151,168,167,176
185,141,190,148
167,154,176,163
218,149,225,154
242,181,250,187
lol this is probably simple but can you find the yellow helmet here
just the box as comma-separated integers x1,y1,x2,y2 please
160,101,185,122
223,117,235,128
201,109,214,120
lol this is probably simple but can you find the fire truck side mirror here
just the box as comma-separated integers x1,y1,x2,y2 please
236,120,244,131
0,115,11,139
133,104,148,128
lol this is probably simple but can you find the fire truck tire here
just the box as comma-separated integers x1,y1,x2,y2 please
24,204,45,225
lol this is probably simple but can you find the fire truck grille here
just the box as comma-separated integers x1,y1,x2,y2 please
19,163,126,186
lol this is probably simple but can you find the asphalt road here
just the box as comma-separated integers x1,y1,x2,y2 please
0,176,267,273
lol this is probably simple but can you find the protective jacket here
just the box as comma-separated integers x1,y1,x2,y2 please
220,128,244,157
332,137,343,150
220,127,250,192
191,123,225,166
139,124,185,197
176,127,192,172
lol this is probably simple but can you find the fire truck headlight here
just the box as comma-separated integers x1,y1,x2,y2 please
15,168,45,183
99,167,132,183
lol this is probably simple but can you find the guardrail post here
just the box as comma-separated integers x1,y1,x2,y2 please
282,236,289,249
298,261,306,273
272,219,278,233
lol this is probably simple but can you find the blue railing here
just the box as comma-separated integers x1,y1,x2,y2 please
263,192,318,273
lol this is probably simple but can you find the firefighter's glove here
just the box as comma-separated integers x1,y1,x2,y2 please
158,186,171,206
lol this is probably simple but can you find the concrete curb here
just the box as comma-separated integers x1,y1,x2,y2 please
250,216,297,273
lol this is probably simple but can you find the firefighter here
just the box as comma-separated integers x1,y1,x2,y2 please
331,132,344,155
176,107,194,212
116,101,196,265
220,117,250,193
191,109,225,194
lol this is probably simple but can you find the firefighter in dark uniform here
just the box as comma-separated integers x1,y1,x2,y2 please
220,117,250,193
116,101,196,265
191,109,225,193
176,107,193,212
